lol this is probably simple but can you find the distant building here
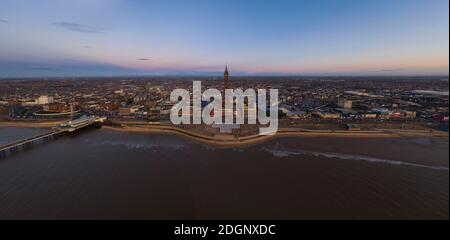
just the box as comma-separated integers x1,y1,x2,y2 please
386,110,416,119
372,108,390,118
335,108,357,116
433,114,449,123
224,65,229,91
118,107,131,116
134,95,147,103
21,99,38,106
101,103,120,111
279,104,306,119
338,98,352,109
397,110,417,119
36,95,54,105
363,113,378,119
118,105,144,116
314,111,341,119
344,91,384,98
43,103,73,113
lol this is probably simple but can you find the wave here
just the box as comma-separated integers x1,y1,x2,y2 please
263,143,449,171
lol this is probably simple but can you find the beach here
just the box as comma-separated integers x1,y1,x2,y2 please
101,124,448,147
1,119,448,148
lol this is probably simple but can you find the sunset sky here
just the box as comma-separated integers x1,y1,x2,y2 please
0,0,448,77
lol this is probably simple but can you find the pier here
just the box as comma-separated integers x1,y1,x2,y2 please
0,116,106,157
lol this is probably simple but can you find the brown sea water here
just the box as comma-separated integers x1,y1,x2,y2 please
0,127,448,219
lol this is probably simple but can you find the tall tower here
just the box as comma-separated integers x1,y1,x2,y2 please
224,65,229,92
222,65,230,120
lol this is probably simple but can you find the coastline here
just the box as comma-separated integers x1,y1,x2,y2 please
101,124,449,147
0,120,65,128
1,120,448,147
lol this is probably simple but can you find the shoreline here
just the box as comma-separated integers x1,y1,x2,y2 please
0,120,65,128
101,124,449,147
1,120,448,147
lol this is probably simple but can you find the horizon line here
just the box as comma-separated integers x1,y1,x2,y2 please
0,73,448,80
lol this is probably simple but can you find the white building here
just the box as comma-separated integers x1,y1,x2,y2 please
36,96,54,105
338,98,352,109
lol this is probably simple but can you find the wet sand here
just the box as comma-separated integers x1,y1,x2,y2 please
0,120,64,128
2,120,447,148
101,125,448,148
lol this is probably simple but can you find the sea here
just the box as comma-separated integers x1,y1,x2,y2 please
0,127,448,219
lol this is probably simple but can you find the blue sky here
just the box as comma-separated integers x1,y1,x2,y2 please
0,0,448,77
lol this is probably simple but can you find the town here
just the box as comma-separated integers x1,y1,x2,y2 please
0,74,448,137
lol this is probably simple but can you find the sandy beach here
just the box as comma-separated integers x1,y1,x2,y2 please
101,124,449,147
0,120,64,128
1,120,447,148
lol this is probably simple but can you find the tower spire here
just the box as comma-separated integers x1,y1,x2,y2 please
224,65,229,76
223,65,229,91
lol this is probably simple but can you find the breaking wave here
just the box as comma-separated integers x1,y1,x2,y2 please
263,143,449,171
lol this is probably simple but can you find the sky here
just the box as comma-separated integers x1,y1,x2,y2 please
0,0,448,77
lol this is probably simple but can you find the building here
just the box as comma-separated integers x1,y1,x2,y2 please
395,110,417,119
222,65,235,120
43,103,74,113
118,107,131,116
314,111,341,119
118,105,145,116
36,95,54,105
279,104,306,119
101,103,120,111
224,65,229,91
338,98,352,109
364,113,378,119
